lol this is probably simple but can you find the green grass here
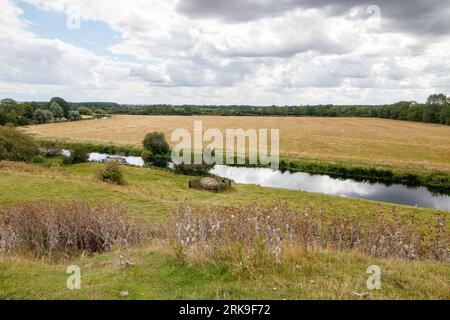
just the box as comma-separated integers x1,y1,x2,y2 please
0,160,447,225
0,160,449,299
1,247,449,300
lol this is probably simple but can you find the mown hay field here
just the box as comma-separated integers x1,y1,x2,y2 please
22,116,450,172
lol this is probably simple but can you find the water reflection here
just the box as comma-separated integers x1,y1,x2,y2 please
211,165,450,211
80,151,449,211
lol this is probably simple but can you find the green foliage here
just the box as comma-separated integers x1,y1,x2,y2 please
142,132,170,155
141,150,170,168
0,125,40,162
174,163,214,176
78,106,93,115
49,97,70,117
67,110,82,121
49,102,64,119
41,140,142,156
33,109,54,124
98,161,126,185
439,103,450,125
62,146,89,165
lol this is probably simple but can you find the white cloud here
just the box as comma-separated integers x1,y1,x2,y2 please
0,0,448,104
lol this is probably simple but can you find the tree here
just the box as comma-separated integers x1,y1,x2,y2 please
0,98,19,113
78,107,93,115
142,132,170,155
439,99,450,125
423,93,446,123
21,102,35,119
68,110,82,121
406,104,423,121
49,97,70,117
33,109,54,124
49,102,64,119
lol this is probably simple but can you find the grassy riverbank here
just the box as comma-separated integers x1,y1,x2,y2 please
33,139,450,193
1,160,449,300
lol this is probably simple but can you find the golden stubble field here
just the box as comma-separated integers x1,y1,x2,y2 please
22,115,450,172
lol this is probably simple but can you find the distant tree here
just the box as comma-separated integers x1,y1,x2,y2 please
0,98,19,113
94,108,107,114
33,109,54,124
423,93,446,123
21,102,35,119
67,110,82,121
49,97,70,117
49,102,64,119
143,132,170,155
78,106,93,115
439,98,450,125
407,104,423,121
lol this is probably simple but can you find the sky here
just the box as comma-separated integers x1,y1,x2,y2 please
0,0,449,105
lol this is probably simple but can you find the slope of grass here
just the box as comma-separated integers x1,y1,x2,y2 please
1,247,449,300
0,160,447,226
0,160,449,300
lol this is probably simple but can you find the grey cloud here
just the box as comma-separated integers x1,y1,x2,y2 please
177,0,450,37
130,58,253,87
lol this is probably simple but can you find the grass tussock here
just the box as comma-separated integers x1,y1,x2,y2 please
0,201,146,257
167,201,449,272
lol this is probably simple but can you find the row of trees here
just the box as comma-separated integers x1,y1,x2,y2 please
110,93,449,125
0,97,96,126
2,93,450,126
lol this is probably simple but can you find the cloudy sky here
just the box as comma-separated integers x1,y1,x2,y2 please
1,0,449,105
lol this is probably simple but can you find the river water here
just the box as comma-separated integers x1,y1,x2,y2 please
86,152,450,211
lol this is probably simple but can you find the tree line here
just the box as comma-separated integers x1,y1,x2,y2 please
110,93,450,125
1,93,449,126
0,97,109,126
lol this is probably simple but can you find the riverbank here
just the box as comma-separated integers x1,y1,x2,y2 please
36,139,450,194
0,160,449,299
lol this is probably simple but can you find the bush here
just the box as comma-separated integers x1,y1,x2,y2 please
0,201,146,257
174,163,213,176
62,146,88,164
78,107,93,115
167,201,449,269
49,102,64,119
68,110,82,121
98,161,126,185
141,149,171,168
0,126,40,162
143,132,170,155
33,109,54,124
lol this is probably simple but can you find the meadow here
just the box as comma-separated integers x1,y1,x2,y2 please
0,160,449,299
22,116,450,173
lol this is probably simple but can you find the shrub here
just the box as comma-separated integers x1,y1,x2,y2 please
98,161,126,185
143,132,170,155
141,149,170,168
78,106,93,115
0,126,40,162
174,163,213,176
67,110,82,121
49,102,64,119
62,146,88,164
166,201,449,269
33,109,54,124
0,201,146,257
